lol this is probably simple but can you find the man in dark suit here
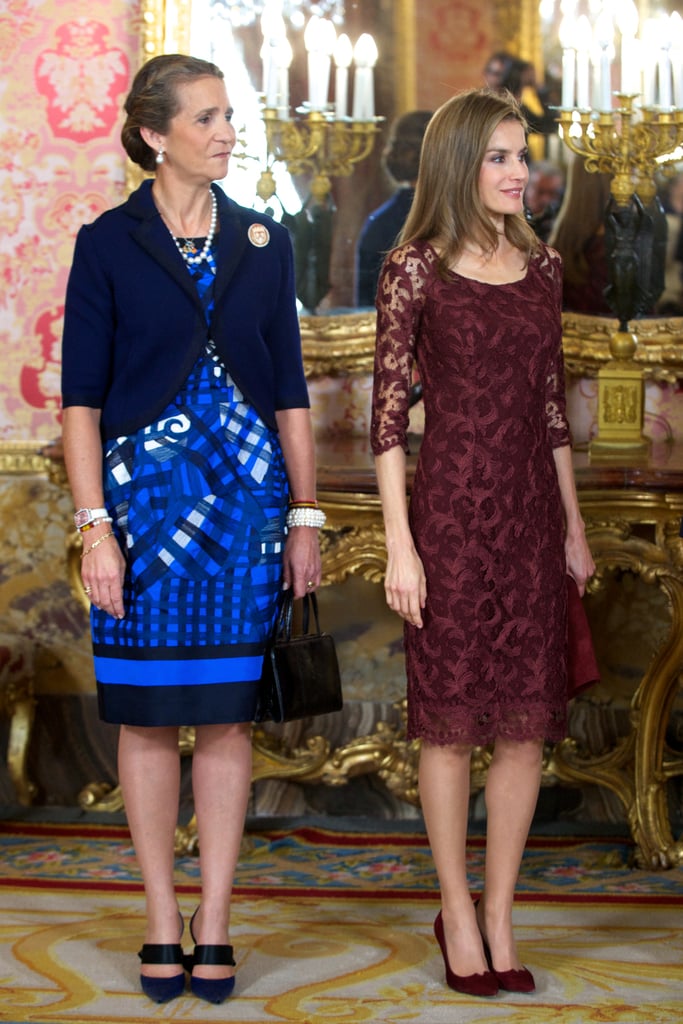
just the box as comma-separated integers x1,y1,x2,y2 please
355,110,432,307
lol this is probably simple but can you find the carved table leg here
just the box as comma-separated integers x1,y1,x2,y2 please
631,571,683,868
0,635,37,806
552,525,683,869
7,696,37,805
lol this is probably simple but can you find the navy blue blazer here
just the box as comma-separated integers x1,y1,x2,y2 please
61,179,309,439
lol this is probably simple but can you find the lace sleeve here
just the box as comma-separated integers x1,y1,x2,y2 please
370,243,432,455
543,246,571,449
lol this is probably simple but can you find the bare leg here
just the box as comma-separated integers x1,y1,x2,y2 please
189,721,252,980
418,741,489,976
118,724,182,979
477,737,543,971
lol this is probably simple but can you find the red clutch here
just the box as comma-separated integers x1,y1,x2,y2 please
567,574,600,699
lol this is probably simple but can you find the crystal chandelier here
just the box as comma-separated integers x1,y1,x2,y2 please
218,1,345,30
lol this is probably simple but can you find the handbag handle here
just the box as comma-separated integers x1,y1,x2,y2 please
273,590,321,641
301,592,321,635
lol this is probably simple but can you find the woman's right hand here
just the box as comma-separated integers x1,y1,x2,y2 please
384,545,427,629
81,530,126,619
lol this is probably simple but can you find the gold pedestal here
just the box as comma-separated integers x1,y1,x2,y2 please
589,330,650,460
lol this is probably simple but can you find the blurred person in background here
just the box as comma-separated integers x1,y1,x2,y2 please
355,110,433,307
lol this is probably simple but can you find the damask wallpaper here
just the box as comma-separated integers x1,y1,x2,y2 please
1,0,139,442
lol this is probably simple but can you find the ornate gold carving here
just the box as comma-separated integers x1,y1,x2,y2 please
78,781,124,813
261,109,382,205
590,356,650,458
0,440,67,487
549,515,683,869
299,311,683,383
300,312,377,377
2,686,37,807
602,382,640,426
0,440,54,476
556,97,683,208
306,498,683,870
319,523,389,586
562,314,683,381
66,530,89,612
307,707,421,806
158,495,683,867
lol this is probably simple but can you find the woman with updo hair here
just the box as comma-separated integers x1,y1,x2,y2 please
61,53,321,1005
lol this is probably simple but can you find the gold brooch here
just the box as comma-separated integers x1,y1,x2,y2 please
248,223,270,247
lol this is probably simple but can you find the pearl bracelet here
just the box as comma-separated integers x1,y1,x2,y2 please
286,506,326,529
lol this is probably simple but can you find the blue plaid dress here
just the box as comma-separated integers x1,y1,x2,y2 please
92,244,288,725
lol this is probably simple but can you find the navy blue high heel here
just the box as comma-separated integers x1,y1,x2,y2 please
138,912,187,1003
187,908,236,1004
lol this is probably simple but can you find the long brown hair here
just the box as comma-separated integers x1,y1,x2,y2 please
400,88,539,275
121,54,224,172
547,155,612,288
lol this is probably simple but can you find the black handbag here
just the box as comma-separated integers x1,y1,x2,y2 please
256,590,343,723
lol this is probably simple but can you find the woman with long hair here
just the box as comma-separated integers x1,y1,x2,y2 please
548,154,612,313
371,88,593,998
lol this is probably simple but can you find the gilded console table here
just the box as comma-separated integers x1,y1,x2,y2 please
291,436,682,871
73,436,683,867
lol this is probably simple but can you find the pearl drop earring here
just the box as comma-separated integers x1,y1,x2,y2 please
156,148,165,165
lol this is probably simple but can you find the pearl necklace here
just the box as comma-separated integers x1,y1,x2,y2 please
165,190,217,268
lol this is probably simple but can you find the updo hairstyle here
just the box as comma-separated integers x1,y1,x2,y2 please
121,53,224,172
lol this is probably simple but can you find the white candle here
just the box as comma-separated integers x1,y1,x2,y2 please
334,33,353,119
671,13,683,107
352,33,378,120
261,6,286,109
559,15,577,108
594,11,613,110
658,44,672,108
561,48,576,108
260,39,270,98
319,18,337,108
304,15,336,110
616,0,639,94
641,18,660,106
599,46,612,109
275,37,292,117
643,63,657,106
576,17,591,109
304,16,322,107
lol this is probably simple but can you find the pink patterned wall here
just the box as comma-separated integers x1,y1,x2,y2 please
1,0,139,441
416,0,493,107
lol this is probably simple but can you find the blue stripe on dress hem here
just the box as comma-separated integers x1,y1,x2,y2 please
94,654,263,686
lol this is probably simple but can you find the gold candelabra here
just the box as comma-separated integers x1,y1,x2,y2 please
556,96,683,206
556,96,683,458
257,107,382,204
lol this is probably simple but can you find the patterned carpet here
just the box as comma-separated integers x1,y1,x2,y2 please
1,820,682,1023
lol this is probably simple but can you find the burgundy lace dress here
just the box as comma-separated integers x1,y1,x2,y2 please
371,240,571,746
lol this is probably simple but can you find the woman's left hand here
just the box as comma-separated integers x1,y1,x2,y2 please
565,528,595,597
282,525,322,598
